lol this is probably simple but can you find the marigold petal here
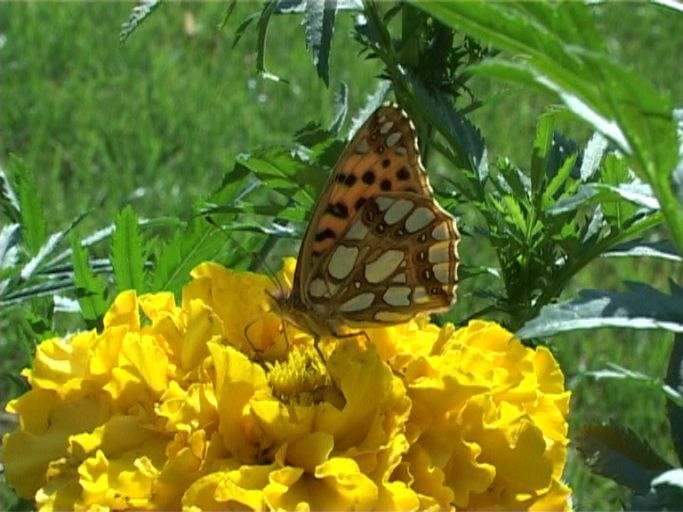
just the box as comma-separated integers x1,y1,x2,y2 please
3,394,106,498
103,289,140,330
186,262,273,353
287,432,334,474
181,299,223,371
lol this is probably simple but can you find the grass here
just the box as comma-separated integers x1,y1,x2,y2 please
1,2,681,510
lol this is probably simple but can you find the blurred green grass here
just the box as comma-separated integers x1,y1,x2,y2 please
1,2,682,510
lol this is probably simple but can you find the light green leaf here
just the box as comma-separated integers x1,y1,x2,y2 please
111,206,146,293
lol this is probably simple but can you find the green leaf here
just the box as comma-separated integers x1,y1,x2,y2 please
150,217,228,296
11,156,47,256
666,334,683,466
577,423,672,494
303,0,337,86
111,206,146,293
329,82,348,134
604,240,681,262
411,1,683,254
0,224,20,271
119,0,160,43
256,1,285,82
232,13,259,49
580,132,609,180
70,234,108,326
0,163,21,223
530,113,554,195
548,183,658,216
517,282,683,339
20,214,86,281
584,363,683,408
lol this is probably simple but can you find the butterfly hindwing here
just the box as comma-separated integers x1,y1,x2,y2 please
303,192,459,323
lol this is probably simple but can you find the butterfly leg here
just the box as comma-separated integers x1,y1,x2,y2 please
243,318,265,357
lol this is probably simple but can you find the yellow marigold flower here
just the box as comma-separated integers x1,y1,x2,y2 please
2,261,571,510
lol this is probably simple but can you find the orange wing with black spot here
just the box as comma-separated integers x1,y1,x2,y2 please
293,104,435,291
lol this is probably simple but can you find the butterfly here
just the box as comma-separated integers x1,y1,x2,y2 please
270,103,459,341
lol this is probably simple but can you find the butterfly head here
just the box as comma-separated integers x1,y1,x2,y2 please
266,286,338,340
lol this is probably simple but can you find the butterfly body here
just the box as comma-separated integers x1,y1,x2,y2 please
271,104,460,340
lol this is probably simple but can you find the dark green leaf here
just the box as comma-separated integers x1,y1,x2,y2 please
577,423,671,494
219,0,238,28
111,206,146,293
232,13,258,49
518,282,683,339
70,234,107,326
119,0,160,43
630,469,683,511
666,334,683,466
256,1,285,81
303,0,337,86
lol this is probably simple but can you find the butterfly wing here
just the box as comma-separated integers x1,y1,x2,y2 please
304,192,459,324
293,104,438,301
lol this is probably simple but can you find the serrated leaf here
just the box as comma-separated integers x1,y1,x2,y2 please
111,206,146,293
11,156,47,255
120,0,160,43
0,279,75,307
580,132,609,180
604,240,682,262
70,234,107,326
577,423,672,494
530,113,554,194
549,182,658,215
256,1,282,80
408,76,487,174
542,152,577,206
0,164,21,222
150,218,229,295
518,281,683,339
20,213,86,281
329,82,348,134
0,223,21,270
303,0,337,85
585,363,683,408
276,0,361,12
666,334,683,466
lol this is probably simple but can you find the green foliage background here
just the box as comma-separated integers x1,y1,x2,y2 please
1,1,682,510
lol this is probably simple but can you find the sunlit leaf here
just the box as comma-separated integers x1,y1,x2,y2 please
120,0,160,43
518,282,683,339
303,0,337,85
111,206,146,293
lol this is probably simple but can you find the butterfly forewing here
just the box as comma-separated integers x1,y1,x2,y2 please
297,105,432,269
